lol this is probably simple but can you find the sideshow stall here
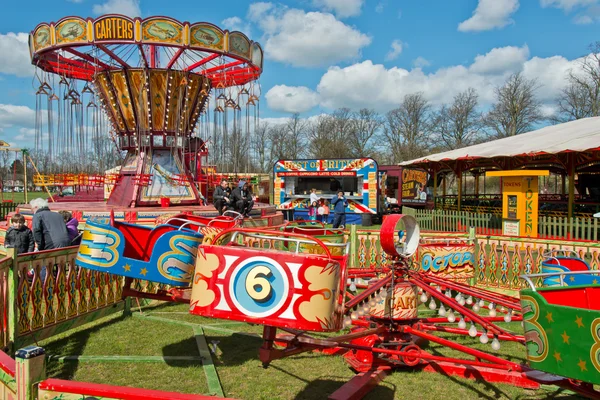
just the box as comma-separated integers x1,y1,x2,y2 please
273,158,379,224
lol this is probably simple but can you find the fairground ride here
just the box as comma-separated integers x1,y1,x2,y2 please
29,14,263,207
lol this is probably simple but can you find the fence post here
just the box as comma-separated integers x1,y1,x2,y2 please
349,224,357,270
7,248,18,354
469,227,476,286
15,346,46,400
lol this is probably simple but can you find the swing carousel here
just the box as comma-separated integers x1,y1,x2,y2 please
28,14,264,212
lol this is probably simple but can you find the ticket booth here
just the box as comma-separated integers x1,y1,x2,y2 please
485,170,549,238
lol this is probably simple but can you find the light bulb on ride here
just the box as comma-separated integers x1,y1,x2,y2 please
349,280,357,292
447,310,456,323
500,306,506,313
458,317,467,329
455,293,462,302
438,304,447,317
472,303,480,313
343,317,352,328
480,330,489,344
491,337,501,351
468,323,478,337
503,313,512,323
436,286,442,292
369,298,377,307
458,297,466,306
420,293,428,303
488,302,495,311
466,296,473,305
362,304,370,313
429,298,437,310
445,289,451,298
489,308,497,318
478,299,485,308
357,307,365,317
351,312,358,320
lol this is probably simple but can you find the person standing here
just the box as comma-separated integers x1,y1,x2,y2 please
322,200,330,224
309,188,320,205
331,191,348,229
213,179,232,215
5,213,34,254
30,198,70,250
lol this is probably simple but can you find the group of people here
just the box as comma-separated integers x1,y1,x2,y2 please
213,179,255,218
5,198,81,255
307,188,349,229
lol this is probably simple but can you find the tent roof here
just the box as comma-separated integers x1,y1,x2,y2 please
400,116,600,167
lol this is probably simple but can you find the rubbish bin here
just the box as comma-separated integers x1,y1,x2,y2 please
361,213,372,227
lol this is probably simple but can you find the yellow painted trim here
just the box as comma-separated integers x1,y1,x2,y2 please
486,170,549,177
88,20,93,42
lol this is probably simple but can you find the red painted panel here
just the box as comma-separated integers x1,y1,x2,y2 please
190,242,346,332
0,349,15,377
540,288,588,308
544,257,590,272
38,378,231,400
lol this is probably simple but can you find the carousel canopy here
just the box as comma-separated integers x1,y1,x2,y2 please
401,117,600,169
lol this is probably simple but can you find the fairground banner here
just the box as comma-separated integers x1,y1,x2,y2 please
417,243,475,279
401,168,428,205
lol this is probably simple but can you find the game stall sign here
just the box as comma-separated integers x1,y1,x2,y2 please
416,239,475,280
401,168,428,205
273,158,379,223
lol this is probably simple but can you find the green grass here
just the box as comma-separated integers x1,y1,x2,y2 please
36,302,589,399
0,191,47,205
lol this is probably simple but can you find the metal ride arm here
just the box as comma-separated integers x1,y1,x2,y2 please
212,228,334,259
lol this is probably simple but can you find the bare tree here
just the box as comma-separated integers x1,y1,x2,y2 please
431,88,482,150
307,114,336,158
554,42,600,122
284,113,307,158
252,122,271,172
348,109,383,157
484,72,544,138
383,92,431,162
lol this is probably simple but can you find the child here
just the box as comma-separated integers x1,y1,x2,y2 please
308,201,318,224
322,200,330,225
5,213,34,254
58,210,80,244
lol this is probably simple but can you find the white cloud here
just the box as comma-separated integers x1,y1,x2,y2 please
0,33,34,78
221,16,252,36
470,45,529,74
0,104,36,129
93,0,141,17
248,4,371,67
265,85,320,113
274,45,588,115
385,40,403,61
458,0,520,32
375,2,386,13
412,57,431,68
573,4,600,23
540,0,597,11
312,0,364,18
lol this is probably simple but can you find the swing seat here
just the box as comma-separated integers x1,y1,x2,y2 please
189,228,348,332
75,220,204,286
541,256,595,287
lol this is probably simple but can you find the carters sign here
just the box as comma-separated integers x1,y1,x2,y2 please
417,243,475,279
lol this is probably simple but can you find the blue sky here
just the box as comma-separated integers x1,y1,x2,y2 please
0,0,599,148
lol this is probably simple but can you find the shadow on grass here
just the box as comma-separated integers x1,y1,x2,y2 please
42,314,128,380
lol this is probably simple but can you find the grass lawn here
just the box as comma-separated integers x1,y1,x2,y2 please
0,191,47,205
37,301,587,400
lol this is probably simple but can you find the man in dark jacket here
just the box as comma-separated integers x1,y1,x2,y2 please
231,180,254,218
5,213,34,254
213,179,232,215
331,190,349,229
30,198,71,250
